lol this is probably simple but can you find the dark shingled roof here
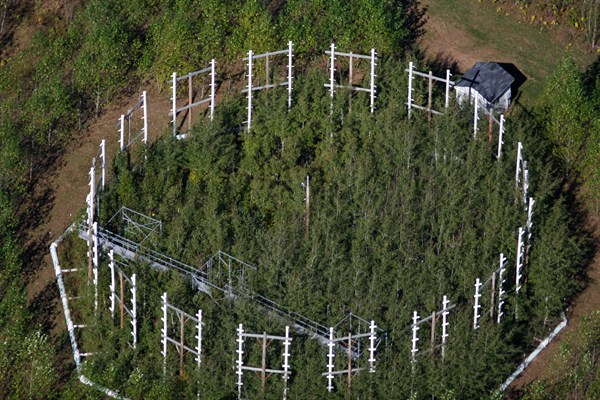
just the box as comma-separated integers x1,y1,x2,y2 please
455,62,515,103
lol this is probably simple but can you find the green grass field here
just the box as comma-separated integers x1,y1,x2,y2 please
422,0,596,104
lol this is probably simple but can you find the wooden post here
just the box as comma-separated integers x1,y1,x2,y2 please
490,272,496,320
428,71,433,122
119,270,124,329
188,75,193,131
180,314,185,376
266,55,269,87
430,311,436,354
349,53,353,85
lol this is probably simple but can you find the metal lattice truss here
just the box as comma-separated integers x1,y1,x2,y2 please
170,60,216,139
118,91,148,151
200,251,257,296
243,41,294,131
161,292,203,375
106,206,162,246
236,324,292,400
325,44,377,113
107,250,137,349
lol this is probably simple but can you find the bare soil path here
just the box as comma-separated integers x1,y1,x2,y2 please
24,87,173,336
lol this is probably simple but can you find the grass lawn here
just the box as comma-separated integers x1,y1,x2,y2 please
420,0,597,104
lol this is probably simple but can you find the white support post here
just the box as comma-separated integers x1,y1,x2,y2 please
526,197,535,244
515,142,523,189
411,311,419,362
407,61,413,117
497,253,507,324
441,295,449,359
329,44,336,104
523,162,529,206
109,250,115,320
516,227,525,293
445,69,451,108
119,115,125,151
161,292,168,375
141,91,148,144
172,72,177,136
89,165,95,224
100,140,106,190
196,309,202,367
210,60,216,122
287,41,293,110
282,326,291,389
473,92,479,138
247,50,253,132
131,274,137,349
370,48,376,114
473,278,482,330
326,327,335,392
497,115,505,159
368,320,377,373
236,324,244,399
92,222,98,315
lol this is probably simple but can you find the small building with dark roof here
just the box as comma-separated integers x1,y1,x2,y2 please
455,62,515,112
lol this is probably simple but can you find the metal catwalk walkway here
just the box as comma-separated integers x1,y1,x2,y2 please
79,223,380,353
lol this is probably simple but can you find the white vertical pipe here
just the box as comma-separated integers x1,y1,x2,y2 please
473,278,481,330
368,320,377,373
441,295,449,359
210,60,216,122
172,72,177,136
497,115,505,159
526,197,535,243
329,43,335,102
100,140,106,190
407,62,413,117
515,142,523,188
119,115,125,151
89,165,95,224
92,222,98,315
142,91,148,144
523,162,529,206
411,311,419,362
326,327,335,392
196,309,202,367
497,253,507,324
445,69,451,108
247,50,253,132
236,324,244,399
131,273,137,349
161,292,168,375
473,92,479,138
516,227,524,293
370,48,376,113
288,41,293,110
109,250,115,319
283,326,291,383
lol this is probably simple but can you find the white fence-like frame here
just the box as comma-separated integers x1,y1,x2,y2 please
107,253,137,349
406,62,453,118
118,91,148,151
411,296,455,362
171,60,216,139
325,44,377,113
322,321,377,393
236,324,292,399
243,41,294,132
161,292,203,376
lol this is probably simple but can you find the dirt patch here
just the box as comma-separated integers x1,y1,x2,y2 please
23,87,173,336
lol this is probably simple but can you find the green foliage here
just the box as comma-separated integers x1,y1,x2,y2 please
540,56,593,174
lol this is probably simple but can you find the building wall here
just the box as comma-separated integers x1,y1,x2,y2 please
454,87,511,112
